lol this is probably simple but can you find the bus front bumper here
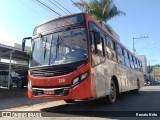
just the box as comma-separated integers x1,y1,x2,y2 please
28,77,94,100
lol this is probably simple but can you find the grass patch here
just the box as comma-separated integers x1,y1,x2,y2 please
0,87,27,99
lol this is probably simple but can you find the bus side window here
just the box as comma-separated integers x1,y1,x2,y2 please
134,57,138,69
139,61,142,72
105,36,117,61
124,50,130,67
116,44,125,65
137,60,142,71
140,61,143,72
89,22,105,66
90,32,95,52
96,36,105,56
92,33,105,57
137,60,140,71
129,54,135,69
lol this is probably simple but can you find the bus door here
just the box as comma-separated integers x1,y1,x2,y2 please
90,30,106,98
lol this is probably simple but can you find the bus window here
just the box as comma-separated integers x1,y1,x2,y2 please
137,60,142,71
129,54,135,69
105,36,117,61
139,61,143,72
89,22,105,66
124,50,130,67
116,44,125,65
134,57,138,69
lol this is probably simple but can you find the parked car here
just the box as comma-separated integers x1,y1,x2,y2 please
12,75,28,88
11,71,28,88
0,71,13,88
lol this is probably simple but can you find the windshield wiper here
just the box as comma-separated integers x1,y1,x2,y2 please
49,34,53,64
44,38,47,60
56,35,60,60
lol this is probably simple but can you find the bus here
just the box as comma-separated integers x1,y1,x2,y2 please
22,13,144,104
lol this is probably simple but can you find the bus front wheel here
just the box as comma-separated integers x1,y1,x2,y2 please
107,80,117,104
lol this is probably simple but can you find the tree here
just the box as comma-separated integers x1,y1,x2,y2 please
75,0,125,33
26,49,31,56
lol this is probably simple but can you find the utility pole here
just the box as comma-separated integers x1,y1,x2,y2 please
133,36,148,54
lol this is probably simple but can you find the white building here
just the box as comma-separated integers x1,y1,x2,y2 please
138,55,147,74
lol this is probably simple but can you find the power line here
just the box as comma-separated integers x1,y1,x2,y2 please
18,0,47,19
56,0,76,13
34,0,61,16
53,0,71,14
31,0,72,29
47,0,69,14
70,0,83,12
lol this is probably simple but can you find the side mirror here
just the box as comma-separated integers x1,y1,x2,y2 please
22,37,32,52
22,39,26,52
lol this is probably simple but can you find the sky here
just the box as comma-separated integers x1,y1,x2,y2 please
0,0,160,65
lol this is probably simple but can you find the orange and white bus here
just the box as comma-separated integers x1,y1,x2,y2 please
22,13,144,104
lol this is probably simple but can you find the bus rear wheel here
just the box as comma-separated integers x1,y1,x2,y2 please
107,80,117,104
64,100,75,103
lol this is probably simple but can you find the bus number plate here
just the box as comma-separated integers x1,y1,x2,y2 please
44,90,55,95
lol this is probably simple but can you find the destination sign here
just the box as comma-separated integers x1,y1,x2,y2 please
33,14,84,35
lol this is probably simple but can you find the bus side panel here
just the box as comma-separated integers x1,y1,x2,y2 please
92,55,119,98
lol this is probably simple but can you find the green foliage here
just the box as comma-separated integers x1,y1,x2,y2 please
26,49,31,56
75,0,125,34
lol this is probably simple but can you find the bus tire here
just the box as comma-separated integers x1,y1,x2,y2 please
133,80,140,94
107,80,117,104
64,100,75,103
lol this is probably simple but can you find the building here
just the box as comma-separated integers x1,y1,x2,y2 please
0,43,29,88
138,55,147,74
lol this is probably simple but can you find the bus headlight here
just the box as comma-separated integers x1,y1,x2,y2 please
72,71,89,86
72,77,79,85
28,80,32,89
81,72,88,80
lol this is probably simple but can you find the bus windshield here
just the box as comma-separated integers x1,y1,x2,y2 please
30,28,88,67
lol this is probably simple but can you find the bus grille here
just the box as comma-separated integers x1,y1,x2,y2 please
30,67,74,77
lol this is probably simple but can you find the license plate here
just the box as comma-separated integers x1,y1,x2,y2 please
43,90,55,95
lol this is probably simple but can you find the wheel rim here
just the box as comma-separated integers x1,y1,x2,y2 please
109,81,116,101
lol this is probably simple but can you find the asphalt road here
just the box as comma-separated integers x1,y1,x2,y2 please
1,85,160,120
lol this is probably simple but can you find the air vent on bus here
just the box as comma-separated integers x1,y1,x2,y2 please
30,67,74,77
